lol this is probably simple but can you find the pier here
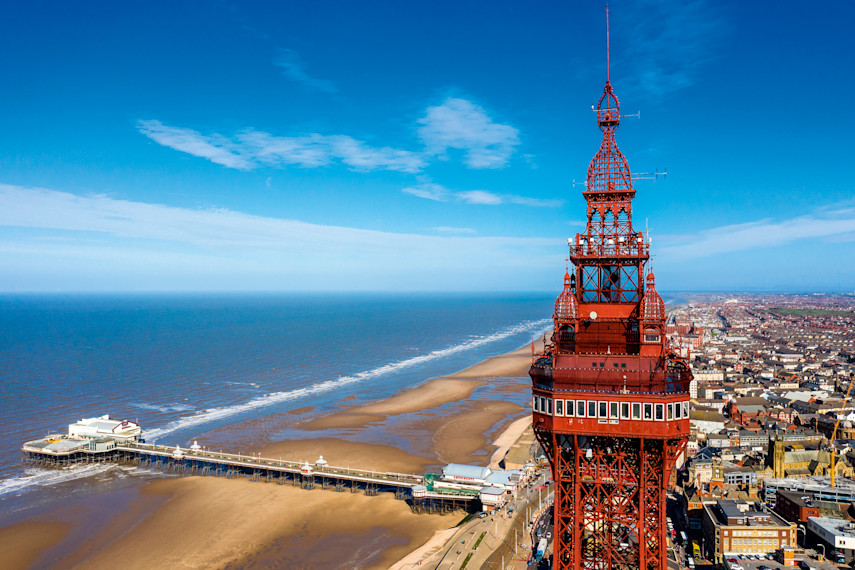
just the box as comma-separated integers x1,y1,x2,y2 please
21,428,482,514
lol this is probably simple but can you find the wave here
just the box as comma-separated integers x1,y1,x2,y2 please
143,318,550,442
132,403,196,413
0,463,169,498
0,463,115,498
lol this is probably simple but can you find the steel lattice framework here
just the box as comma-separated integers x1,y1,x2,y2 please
529,9,691,570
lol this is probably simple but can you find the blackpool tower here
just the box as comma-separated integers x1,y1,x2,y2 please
529,9,692,570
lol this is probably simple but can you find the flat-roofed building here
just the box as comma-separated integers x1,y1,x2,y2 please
724,465,758,486
807,517,855,564
702,499,796,563
764,476,855,508
774,489,821,523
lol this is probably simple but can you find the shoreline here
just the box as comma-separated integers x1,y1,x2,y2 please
2,337,542,569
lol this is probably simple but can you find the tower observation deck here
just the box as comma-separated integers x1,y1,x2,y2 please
529,9,691,570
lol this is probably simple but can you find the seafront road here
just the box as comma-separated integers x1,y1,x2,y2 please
423,468,553,570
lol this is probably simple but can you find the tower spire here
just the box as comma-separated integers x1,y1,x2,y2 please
606,4,610,86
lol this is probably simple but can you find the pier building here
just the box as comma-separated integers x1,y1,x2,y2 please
68,415,141,440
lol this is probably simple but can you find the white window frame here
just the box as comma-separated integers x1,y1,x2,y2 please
655,403,665,421
566,399,574,417
577,400,586,417
555,399,564,417
599,401,608,418
683,401,689,418
620,402,630,420
632,402,641,420
587,400,597,418
610,401,619,419
643,403,653,421
546,398,552,415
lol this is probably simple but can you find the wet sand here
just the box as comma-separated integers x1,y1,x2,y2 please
260,438,434,474
58,477,456,570
3,339,537,568
0,521,70,570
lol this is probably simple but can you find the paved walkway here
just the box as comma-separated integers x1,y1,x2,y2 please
418,469,553,570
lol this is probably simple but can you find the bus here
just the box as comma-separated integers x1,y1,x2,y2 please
692,541,701,558
535,538,548,561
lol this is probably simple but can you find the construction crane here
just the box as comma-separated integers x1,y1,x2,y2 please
830,372,855,487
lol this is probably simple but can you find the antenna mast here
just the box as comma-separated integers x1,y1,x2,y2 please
606,4,610,85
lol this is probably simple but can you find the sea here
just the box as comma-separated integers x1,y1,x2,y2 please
0,292,553,512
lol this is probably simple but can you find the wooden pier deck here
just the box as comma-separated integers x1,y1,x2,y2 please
22,437,480,513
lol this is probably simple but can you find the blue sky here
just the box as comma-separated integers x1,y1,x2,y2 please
1,1,853,292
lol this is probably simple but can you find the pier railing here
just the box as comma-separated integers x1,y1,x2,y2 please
120,441,426,485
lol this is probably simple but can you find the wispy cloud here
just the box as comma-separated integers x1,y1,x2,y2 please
273,48,338,94
0,183,555,257
418,98,520,168
659,206,855,260
507,195,562,208
434,226,476,234
138,120,425,173
403,183,560,208
619,0,726,96
140,97,521,175
457,190,503,205
402,183,449,201
0,184,565,291
138,120,253,170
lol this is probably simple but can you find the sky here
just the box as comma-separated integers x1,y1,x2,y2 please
1,0,854,293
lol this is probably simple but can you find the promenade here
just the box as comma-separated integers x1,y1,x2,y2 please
395,469,554,570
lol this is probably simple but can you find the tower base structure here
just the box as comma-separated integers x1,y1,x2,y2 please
534,427,686,570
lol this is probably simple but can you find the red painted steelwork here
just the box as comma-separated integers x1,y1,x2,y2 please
529,8,690,570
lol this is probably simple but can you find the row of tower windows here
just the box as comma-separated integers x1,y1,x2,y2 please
533,396,688,422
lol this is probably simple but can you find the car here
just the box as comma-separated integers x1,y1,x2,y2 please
758,565,771,570
547,532,552,539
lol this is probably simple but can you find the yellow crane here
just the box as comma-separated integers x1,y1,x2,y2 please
830,372,855,487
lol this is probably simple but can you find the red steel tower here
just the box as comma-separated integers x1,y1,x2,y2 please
530,10,691,570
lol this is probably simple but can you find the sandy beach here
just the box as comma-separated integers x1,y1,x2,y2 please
3,340,539,569
0,521,70,570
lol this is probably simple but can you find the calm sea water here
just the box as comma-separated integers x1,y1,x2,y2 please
0,292,552,502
